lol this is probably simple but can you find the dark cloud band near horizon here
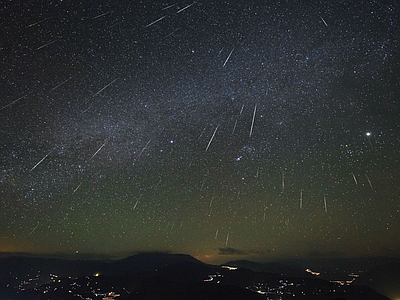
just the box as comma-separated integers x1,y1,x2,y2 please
218,247,271,256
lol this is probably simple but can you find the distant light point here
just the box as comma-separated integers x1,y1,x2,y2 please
366,132,372,136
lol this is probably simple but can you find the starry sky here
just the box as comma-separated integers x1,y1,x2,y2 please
0,0,399,263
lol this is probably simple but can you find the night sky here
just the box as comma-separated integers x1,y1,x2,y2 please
0,0,399,263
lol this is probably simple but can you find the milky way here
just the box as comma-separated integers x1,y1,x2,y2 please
0,0,399,262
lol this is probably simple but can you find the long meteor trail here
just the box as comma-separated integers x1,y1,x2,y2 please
223,48,234,67
249,104,257,137
205,125,219,151
300,189,303,209
30,148,54,172
320,16,328,27
0,95,27,111
36,39,58,50
93,78,118,97
28,222,40,236
73,182,83,194
90,142,106,160
176,2,197,14
49,76,73,92
145,15,167,28
351,172,358,185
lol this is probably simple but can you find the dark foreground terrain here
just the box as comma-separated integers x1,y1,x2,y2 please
0,253,393,300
